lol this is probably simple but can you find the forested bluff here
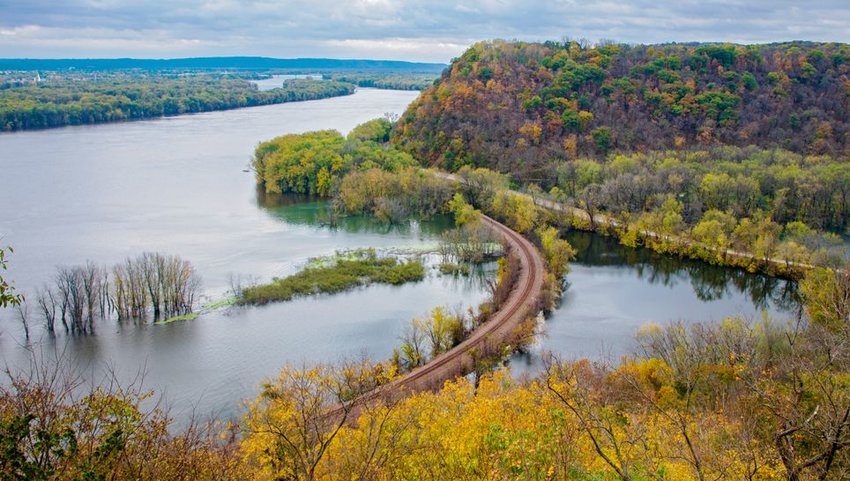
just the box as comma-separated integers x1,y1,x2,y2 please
395,40,850,271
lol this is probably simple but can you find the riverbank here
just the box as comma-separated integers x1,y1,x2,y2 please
0,78,356,132
437,170,821,280
535,194,813,279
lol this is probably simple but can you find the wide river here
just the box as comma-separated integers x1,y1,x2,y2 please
0,88,798,421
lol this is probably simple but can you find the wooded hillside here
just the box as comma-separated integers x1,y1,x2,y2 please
396,40,850,179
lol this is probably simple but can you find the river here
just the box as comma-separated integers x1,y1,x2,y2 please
0,88,496,421
251,74,325,90
0,87,799,421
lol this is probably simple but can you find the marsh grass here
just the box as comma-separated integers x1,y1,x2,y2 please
240,250,425,305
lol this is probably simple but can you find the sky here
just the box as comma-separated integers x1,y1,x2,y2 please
1,0,849,63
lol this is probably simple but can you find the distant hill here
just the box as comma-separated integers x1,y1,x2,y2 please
0,57,446,73
395,40,850,177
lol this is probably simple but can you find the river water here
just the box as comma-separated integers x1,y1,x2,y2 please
0,89,495,420
251,74,325,91
0,87,799,421
512,231,798,374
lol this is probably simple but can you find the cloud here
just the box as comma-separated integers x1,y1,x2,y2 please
323,37,471,60
0,0,848,61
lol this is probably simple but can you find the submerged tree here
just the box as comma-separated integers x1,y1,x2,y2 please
112,252,200,321
23,252,201,337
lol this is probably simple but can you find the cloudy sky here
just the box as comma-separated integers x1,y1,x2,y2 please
1,0,849,62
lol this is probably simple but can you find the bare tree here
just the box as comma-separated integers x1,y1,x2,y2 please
545,358,644,481
749,324,850,481
81,261,106,332
35,285,58,334
397,324,426,370
14,298,30,340
110,253,201,322
579,184,603,228
56,266,86,334
1,354,246,481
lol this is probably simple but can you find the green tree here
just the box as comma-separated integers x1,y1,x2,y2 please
690,210,736,262
447,193,480,226
0,245,22,308
537,226,576,279
253,130,346,196
591,127,612,154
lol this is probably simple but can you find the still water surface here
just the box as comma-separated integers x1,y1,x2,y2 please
512,231,798,374
1,89,493,420
251,74,325,91
0,88,799,421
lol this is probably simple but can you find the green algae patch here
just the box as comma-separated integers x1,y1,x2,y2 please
202,296,238,310
154,296,237,325
155,313,199,325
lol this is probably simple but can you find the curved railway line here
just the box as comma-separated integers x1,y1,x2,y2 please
386,214,545,392
337,213,545,413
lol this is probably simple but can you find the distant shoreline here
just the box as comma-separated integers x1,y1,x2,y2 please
0,56,447,73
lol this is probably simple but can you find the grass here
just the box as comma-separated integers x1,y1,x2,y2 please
304,248,380,269
240,250,425,305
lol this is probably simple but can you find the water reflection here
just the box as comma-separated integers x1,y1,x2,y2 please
2,89,469,425
564,230,801,312
510,230,801,370
3,198,493,425
256,189,453,237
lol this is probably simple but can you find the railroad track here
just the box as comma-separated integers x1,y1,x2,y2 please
333,213,545,414
387,214,544,392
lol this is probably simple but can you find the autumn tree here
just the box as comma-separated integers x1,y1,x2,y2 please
800,264,850,331
0,359,246,481
242,361,394,481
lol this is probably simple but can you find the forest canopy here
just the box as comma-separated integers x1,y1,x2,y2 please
396,40,850,177
392,40,850,269
252,118,417,197
0,77,355,131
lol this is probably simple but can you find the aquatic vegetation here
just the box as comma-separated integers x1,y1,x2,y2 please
438,262,470,275
239,249,425,305
201,296,238,311
155,312,199,324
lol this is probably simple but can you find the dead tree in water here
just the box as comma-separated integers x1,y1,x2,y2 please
15,300,30,340
56,266,87,334
81,261,107,332
113,256,148,320
35,286,58,334
32,253,201,336
112,252,200,321
52,264,106,334
439,222,502,264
